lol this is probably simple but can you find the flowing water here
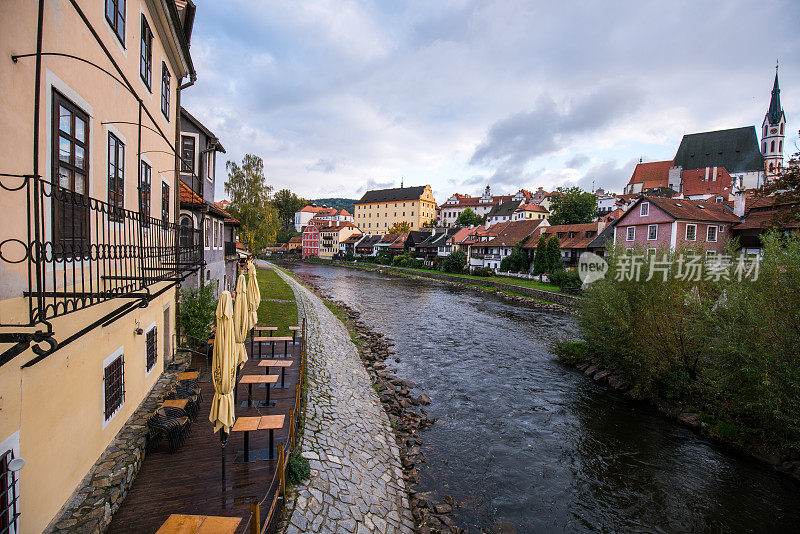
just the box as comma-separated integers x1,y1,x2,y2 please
282,262,800,533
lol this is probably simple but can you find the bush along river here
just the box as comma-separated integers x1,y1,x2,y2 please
280,261,800,533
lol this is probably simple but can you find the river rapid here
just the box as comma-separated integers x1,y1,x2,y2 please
283,262,800,533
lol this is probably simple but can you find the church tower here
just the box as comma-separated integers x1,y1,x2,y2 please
762,64,786,181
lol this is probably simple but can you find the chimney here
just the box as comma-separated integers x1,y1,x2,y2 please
733,177,746,218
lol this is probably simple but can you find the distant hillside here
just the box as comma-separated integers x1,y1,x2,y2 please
311,198,357,213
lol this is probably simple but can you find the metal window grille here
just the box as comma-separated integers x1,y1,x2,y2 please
104,353,125,421
145,327,157,372
0,450,20,534
161,182,170,222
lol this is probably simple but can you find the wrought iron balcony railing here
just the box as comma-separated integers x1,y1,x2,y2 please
0,173,202,365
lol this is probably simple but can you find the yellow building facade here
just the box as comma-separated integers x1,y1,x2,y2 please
318,224,362,259
0,0,196,531
354,185,436,235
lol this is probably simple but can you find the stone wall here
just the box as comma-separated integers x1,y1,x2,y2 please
44,363,186,534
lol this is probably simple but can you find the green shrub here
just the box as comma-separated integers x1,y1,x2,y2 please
549,269,581,290
286,450,311,484
178,281,217,348
552,340,588,365
442,249,467,273
472,267,493,277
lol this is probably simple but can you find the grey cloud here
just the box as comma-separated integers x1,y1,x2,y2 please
470,85,644,169
574,159,639,193
565,153,589,169
307,158,338,174
357,178,397,194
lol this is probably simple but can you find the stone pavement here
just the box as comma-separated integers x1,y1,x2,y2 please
269,264,415,534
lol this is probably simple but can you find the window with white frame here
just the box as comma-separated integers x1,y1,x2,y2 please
626,226,635,241
707,225,717,242
640,202,649,216
103,349,125,423
686,224,697,241
647,224,657,240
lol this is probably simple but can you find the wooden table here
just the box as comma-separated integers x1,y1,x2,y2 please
230,415,285,462
162,399,188,410
258,359,293,388
231,416,261,462
252,336,292,359
156,514,241,534
238,374,278,408
177,371,199,381
258,414,285,460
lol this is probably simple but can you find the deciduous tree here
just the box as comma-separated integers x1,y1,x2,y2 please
456,207,484,227
272,188,307,229
388,221,411,234
224,154,279,252
548,186,598,225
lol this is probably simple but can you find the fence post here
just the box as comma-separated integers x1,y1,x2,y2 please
250,502,260,534
278,443,286,498
289,408,295,449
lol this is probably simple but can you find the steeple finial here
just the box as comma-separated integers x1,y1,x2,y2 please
767,62,783,125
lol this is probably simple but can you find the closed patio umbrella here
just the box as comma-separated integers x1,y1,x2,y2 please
233,272,249,368
209,291,236,434
246,261,260,331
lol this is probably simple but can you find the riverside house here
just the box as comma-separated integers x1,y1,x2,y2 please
302,219,321,257
525,222,604,265
0,0,198,531
613,196,740,254
178,107,238,294
354,185,437,235
318,222,361,260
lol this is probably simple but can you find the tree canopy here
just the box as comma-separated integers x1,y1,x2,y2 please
762,140,800,225
224,154,279,252
548,186,598,225
455,207,485,227
388,221,411,234
272,188,307,229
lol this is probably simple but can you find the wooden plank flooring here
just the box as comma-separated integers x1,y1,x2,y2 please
107,338,300,533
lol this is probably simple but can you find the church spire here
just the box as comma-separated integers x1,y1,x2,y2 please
767,63,783,125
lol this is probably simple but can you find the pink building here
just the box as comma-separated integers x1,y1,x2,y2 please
614,197,740,254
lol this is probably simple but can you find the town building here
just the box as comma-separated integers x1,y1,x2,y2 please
613,197,740,254
355,235,383,256
374,233,404,256
762,67,786,180
526,222,605,265
512,202,549,221
0,0,197,531
439,186,536,226
467,220,546,271
317,222,361,260
294,205,353,232
302,219,321,257
486,200,523,225
178,107,238,294
287,235,303,253
339,234,364,257
354,185,436,235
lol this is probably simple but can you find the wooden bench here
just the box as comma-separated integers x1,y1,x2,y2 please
252,336,293,359
176,371,198,382
238,374,278,408
162,399,188,410
289,325,300,343
258,359,294,388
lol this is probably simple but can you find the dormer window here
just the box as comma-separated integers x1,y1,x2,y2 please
640,202,649,216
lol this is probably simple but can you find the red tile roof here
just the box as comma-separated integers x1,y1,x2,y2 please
179,181,204,205
681,167,734,197
484,219,545,247
525,222,602,250
627,160,673,189
637,196,741,223
516,203,548,213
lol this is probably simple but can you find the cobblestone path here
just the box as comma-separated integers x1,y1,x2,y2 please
269,264,415,534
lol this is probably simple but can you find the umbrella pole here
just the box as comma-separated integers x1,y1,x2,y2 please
220,429,228,489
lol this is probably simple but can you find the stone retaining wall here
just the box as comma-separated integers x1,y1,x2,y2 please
45,361,186,534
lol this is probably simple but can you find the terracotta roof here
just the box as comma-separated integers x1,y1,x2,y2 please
342,234,364,244
627,160,673,189
734,209,800,230
214,201,239,224
484,219,544,247
635,196,741,223
179,181,204,205
441,194,513,208
288,236,302,244
681,167,734,197
378,233,401,244
317,222,359,232
516,203,548,213
447,227,476,245
525,222,602,250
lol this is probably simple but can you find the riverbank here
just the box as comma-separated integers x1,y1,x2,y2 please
556,344,800,481
266,264,415,533
280,258,575,310
279,264,468,533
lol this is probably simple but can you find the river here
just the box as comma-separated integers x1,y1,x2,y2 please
282,262,800,533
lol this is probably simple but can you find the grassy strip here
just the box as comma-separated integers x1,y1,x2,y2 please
255,268,298,335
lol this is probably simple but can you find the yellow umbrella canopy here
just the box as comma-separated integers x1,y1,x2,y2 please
233,272,249,368
209,291,237,434
246,261,260,331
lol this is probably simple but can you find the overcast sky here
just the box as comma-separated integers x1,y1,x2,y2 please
182,0,800,203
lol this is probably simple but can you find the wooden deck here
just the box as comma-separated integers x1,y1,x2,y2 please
107,337,301,533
